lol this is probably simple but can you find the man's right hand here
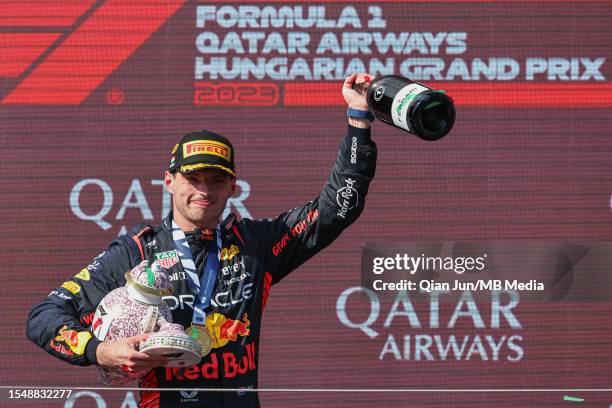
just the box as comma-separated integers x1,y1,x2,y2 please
343,73,373,129
96,333,168,371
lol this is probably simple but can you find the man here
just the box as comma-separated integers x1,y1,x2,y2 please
27,73,377,407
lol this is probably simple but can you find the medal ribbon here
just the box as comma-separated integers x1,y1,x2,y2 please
171,220,221,326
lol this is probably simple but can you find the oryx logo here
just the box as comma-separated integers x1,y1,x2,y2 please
179,390,198,402
373,85,385,102
2,1,187,105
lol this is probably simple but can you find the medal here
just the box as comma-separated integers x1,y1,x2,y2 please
185,324,212,356
172,221,220,360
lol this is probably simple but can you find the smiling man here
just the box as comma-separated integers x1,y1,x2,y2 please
27,73,377,408
167,132,239,232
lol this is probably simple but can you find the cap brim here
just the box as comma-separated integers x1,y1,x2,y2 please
178,163,236,177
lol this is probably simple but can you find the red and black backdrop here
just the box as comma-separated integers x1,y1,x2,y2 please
1,1,611,407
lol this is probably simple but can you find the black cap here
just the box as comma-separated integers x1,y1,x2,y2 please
169,130,235,177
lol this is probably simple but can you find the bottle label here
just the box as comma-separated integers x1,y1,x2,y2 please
391,83,429,131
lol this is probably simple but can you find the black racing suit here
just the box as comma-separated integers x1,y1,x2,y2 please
27,125,377,407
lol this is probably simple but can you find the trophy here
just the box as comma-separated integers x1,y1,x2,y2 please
353,75,456,141
90,261,203,385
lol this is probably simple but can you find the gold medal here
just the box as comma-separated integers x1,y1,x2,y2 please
185,324,212,356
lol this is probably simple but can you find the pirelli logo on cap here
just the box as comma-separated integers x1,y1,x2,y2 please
184,140,231,161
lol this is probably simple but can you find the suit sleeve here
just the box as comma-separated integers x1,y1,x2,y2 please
262,125,377,284
26,236,138,366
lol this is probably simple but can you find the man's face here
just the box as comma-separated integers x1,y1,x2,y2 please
164,168,236,229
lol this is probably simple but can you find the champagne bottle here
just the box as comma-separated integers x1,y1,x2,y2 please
355,75,456,141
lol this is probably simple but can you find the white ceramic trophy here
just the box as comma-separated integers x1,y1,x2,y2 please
91,261,202,385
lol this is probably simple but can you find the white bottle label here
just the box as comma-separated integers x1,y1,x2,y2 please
391,83,429,131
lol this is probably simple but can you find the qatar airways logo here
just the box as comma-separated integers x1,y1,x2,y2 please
337,288,524,362
69,177,251,235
